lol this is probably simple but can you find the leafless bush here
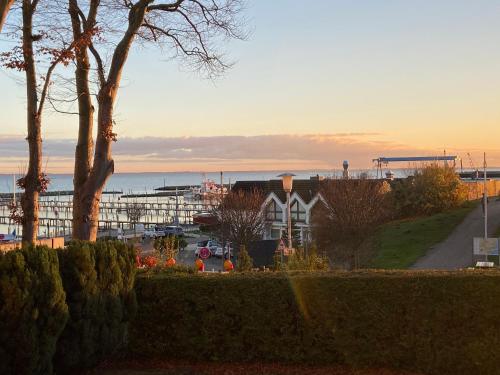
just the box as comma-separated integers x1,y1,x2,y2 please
213,188,265,250
312,178,392,269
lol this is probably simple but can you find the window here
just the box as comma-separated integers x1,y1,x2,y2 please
266,200,283,221
270,228,281,239
290,200,306,222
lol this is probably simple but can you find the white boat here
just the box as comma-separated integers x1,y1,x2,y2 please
186,177,227,200
0,230,17,242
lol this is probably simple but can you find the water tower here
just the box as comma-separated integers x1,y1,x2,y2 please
342,160,349,179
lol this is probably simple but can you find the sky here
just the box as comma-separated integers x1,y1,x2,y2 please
1,0,500,173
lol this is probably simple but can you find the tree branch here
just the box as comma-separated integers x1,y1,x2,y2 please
147,0,185,12
0,0,14,33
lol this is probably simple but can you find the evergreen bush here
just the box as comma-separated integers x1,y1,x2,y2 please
130,271,500,375
286,247,329,271
55,240,137,372
236,245,253,271
0,246,68,375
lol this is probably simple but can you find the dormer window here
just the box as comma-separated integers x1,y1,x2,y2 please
266,200,283,221
291,200,306,222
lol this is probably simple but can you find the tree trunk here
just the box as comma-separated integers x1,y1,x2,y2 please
70,0,97,240
73,90,115,241
21,0,41,244
72,185,101,240
21,118,42,244
71,0,150,241
72,92,115,241
0,0,14,33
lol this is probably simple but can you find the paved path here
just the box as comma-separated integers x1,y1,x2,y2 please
411,199,500,270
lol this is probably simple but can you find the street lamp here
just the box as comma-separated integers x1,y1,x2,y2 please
278,173,295,253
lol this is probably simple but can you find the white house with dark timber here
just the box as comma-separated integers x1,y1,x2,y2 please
231,177,325,243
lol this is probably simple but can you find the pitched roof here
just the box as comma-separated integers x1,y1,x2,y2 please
231,179,323,204
232,178,389,205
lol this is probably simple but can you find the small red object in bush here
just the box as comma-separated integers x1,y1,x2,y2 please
166,258,176,267
143,256,158,268
195,258,205,272
224,259,234,272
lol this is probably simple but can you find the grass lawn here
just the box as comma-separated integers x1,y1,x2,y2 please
369,201,478,269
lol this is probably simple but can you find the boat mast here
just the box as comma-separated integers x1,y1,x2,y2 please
484,152,488,244
12,173,16,205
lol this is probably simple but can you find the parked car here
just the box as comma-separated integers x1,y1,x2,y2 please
161,226,185,237
143,227,165,239
195,239,219,258
214,243,233,259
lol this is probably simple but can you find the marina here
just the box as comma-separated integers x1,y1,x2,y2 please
0,192,219,238
0,165,499,239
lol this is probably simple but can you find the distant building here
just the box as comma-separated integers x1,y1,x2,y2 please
232,176,392,245
231,177,325,243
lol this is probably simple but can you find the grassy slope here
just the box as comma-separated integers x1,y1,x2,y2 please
369,201,478,269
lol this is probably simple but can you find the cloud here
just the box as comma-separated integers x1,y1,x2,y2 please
0,134,496,173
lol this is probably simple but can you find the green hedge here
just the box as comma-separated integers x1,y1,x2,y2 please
130,271,500,375
0,246,68,375
55,240,137,372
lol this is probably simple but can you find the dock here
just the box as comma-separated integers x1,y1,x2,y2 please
0,197,217,238
459,171,500,179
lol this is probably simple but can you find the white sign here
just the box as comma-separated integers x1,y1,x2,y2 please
473,237,499,256
475,261,495,268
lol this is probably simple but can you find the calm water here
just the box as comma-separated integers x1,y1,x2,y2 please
0,170,346,194
0,167,487,194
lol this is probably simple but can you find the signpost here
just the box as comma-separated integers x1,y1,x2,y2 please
278,239,285,263
199,247,211,260
473,237,499,266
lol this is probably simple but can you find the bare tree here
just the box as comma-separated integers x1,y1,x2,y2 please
1,1,93,243
1,1,84,243
213,189,265,251
312,178,392,269
125,202,144,224
0,0,14,32
67,0,247,240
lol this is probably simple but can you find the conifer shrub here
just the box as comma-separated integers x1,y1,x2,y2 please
130,271,500,375
0,246,68,375
236,245,253,271
286,247,329,271
55,240,137,372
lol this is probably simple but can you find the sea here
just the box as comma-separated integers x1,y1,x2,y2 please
0,170,360,194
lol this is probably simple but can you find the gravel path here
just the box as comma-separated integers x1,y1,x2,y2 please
411,199,500,270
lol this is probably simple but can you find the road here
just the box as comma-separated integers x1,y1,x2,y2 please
411,199,500,270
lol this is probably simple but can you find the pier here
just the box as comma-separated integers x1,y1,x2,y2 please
0,196,217,237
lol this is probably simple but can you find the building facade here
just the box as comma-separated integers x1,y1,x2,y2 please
231,178,324,244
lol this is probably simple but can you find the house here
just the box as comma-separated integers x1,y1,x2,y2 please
231,177,325,244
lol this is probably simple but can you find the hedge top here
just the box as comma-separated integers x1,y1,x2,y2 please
137,268,500,280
